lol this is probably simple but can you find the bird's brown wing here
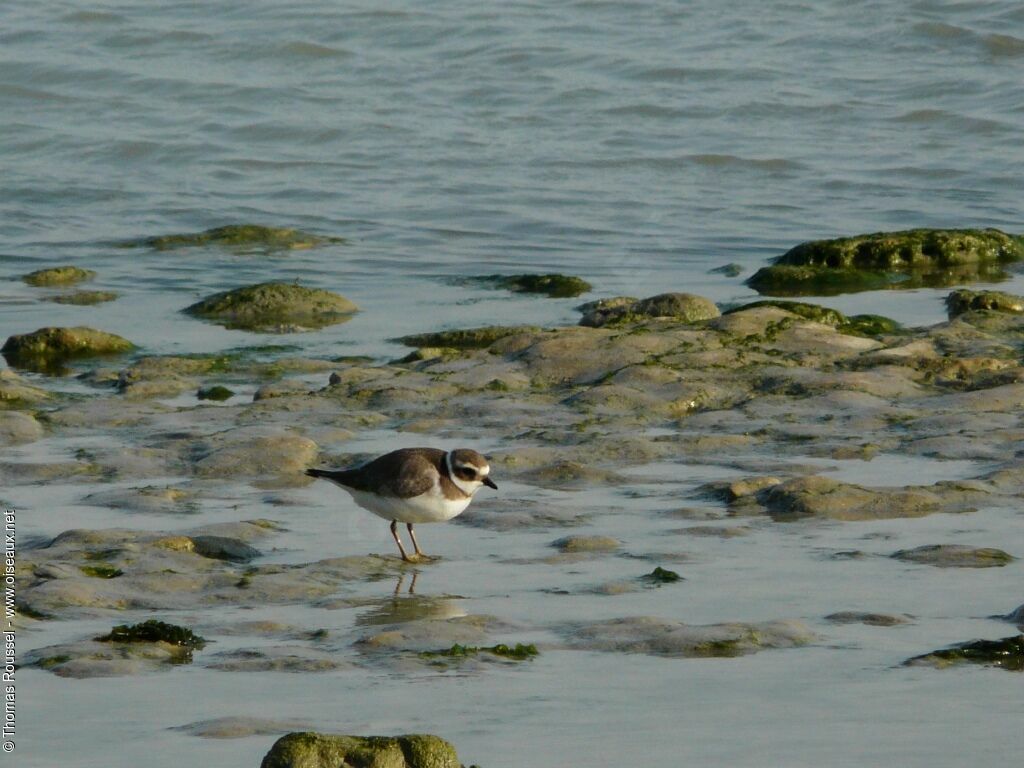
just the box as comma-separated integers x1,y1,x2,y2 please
322,448,443,498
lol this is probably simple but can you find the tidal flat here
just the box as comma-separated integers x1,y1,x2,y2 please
6,238,1024,766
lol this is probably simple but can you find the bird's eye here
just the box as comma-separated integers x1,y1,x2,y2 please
456,466,476,480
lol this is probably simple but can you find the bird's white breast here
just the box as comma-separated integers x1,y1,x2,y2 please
340,482,472,524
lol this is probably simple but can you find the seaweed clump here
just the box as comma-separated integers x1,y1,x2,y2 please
96,619,206,649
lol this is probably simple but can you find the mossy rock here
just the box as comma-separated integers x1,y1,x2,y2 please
642,566,682,584
838,313,903,337
133,224,342,252
45,290,118,306
905,635,1024,671
260,732,461,768
96,619,205,649
892,544,1014,568
197,385,235,401
479,273,592,298
419,642,539,661
724,300,847,326
579,293,719,327
184,282,358,332
946,289,1024,318
22,266,96,286
397,325,540,350
709,263,743,277
747,228,1024,296
2,326,134,373
79,565,123,579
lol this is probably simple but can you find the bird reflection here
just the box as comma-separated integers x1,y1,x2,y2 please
353,573,467,627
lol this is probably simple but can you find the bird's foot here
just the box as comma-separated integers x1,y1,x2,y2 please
402,553,438,564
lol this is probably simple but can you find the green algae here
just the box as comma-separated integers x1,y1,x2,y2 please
45,290,118,306
79,565,123,579
906,635,1024,671
838,313,903,337
132,224,343,252
2,326,135,374
748,228,1024,296
197,385,235,401
261,732,461,768
419,642,539,661
184,282,358,332
397,325,540,350
35,654,72,670
946,289,1024,318
642,566,682,584
22,266,96,287
96,619,206,649
724,300,847,326
476,273,593,298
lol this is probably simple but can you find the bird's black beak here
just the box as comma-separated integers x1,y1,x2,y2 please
483,476,498,490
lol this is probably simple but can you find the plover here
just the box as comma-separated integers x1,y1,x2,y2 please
306,447,497,562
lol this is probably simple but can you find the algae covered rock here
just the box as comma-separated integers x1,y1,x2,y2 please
905,635,1024,671
184,282,357,332
45,290,118,305
946,289,1024,318
579,292,719,327
96,618,206,648
891,544,1014,568
748,228,1024,296
2,326,134,372
397,325,541,350
481,273,592,298
260,732,461,768
134,224,342,252
22,265,96,286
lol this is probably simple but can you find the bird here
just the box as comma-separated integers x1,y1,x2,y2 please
306,447,497,562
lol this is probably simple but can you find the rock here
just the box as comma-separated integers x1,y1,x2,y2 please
578,292,719,327
197,385,235,401
2,326,134,372
710,263,743,277
396,325,541,350
564,616,816,657
45,290,118,305
173,717,318,739
724,300,847,326
184,283,357,332
824,612,912,626
260,732,461,768
551,535,621,553
946,289,1024,318
190,535,261,563
0,369,50,407
481,273,592,298
22,265,96,286
642,567,682,584
0,411,44,445
891,544,1014,568
762,476,944,521
1002,603,1024,625
904,635,1024,671
194,431,318,479
516,461,626,489
748,228,1024,296
576,296,639,327
133,224,342,252
208,646,343,673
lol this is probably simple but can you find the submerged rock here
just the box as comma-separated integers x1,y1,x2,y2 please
133,224,342,252
45,290,119,305
0,369,50,407
748,228,1024,296
174,717,318,740
762,476,945,521
260,732,461,768
197,385,235,401
184,282,357,332
2,326,135,373
480,273,592,298
891,544,1014,568
824,612,912,626
0,411,44,446
946,289,1024,318
22,265,95,286
905,635,1024,671
397,325,541,350
564,616,815,657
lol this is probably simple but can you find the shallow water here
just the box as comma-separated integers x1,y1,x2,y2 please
5,1,1024,766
